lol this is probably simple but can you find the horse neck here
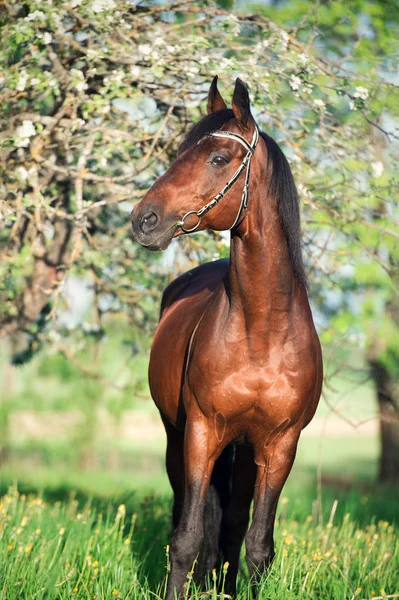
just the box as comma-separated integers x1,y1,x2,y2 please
227,180,296,338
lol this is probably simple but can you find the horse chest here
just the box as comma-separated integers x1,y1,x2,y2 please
186,339,313,425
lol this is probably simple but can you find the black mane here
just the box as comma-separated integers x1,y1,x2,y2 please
179,111,307,288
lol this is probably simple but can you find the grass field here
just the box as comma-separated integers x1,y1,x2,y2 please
1,343,398,599
1,483,398,600
1,427,399,600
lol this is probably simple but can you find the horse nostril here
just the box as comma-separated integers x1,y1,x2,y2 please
140,211,158,234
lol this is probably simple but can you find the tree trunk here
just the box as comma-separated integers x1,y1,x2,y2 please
369,359,399,484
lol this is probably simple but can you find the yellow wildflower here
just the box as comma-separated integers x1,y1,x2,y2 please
59,528,65,536
7,545,13,551
112,590,119,596
284,535,294,545
312,550,323,561
73,587,78,594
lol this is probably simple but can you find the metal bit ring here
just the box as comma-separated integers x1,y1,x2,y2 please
180,211,202,233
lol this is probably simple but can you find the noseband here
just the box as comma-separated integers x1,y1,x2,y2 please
178,126,260,233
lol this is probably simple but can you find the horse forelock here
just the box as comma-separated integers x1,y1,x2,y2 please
178,109,235,155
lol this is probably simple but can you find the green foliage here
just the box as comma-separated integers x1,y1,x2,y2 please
0,1,398,402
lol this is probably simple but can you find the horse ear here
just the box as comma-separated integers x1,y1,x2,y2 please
232,78,251,129
207,75,228,114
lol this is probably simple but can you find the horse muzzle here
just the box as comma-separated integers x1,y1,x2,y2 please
131,204,180,251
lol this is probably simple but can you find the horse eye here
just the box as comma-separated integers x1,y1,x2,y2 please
211,155,229,167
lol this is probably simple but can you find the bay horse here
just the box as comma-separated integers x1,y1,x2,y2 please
131,77,323,598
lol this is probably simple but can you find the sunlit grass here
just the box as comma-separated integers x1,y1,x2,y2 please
1,487,398,600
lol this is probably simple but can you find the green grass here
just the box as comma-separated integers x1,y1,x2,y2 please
1,341,395,598
1,486,398,600
1,428,398,599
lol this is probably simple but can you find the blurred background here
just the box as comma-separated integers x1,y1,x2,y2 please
1,0,398,527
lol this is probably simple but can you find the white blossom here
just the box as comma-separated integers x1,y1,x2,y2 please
353,86,369,100
349,99,356,110
70,69,88,92
297,182,313,199
15,120,36,148
16,70,29,92
18,166,28,180
371,161,384,178
187,66,199,79
70,0,83,6
218,57,234,70
43,32,52,44
91,0,116,13
280,30,289,47
138,44,152,57
104,70,124,85
314,98,325,109
289,74,301,91
86,49,98,59
130,65,141,78
227,14,241,36
24,10,46,21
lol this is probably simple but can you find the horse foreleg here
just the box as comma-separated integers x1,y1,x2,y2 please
245,429,300,587
166,417,219,600
220,444,256,596
162,417,184,529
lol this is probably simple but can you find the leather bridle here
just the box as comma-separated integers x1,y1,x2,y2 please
178,126,260,233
